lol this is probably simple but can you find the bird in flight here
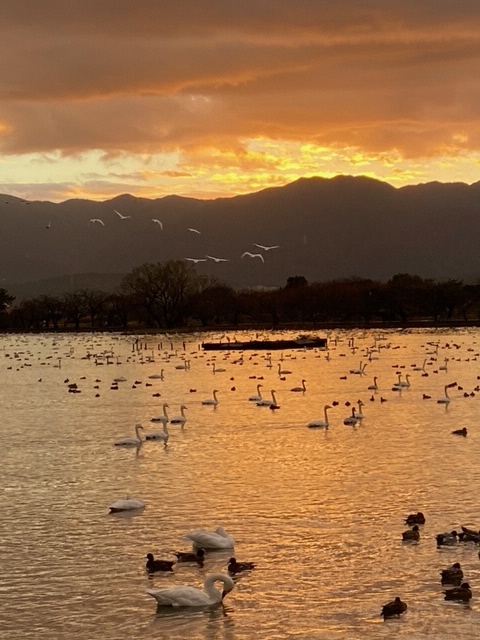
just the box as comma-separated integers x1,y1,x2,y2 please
185,257,207,263
152,219,163,229
188,227,201,234
89,218,105,226
114,209,131,220
46,221,52,229
206,255,229,263
241,251,265,262
253,243,279,251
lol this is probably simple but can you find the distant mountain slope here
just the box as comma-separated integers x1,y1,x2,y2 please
2,175,480,298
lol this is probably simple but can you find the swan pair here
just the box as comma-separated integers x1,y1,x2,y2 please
146,573,234,607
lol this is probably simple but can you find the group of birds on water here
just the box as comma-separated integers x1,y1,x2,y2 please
57,207,281,265
6,330,480,622
383,513,480,618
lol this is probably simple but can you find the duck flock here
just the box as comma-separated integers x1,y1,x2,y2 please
3,328,480,632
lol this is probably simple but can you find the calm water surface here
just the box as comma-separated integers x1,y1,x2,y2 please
1,329,480,639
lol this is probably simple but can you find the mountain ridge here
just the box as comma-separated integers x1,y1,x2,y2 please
2,175,480,299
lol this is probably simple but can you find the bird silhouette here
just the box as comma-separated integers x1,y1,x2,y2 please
206,255,229,262
152,219,163,229
114,209,131,220
89,218,105,226
253,243,280,250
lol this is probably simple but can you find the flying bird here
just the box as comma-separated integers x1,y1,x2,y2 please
46,221,52,229
241,252,265,262
188,227,201,234
253,243,280,251
114,209,131,220
89,218,105,226
185,258,207,263
152,219,163,229
206,255,229,263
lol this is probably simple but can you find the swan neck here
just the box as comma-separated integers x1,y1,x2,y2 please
204,575,230,603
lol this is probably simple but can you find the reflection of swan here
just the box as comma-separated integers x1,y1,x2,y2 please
170,405,188,424
437,385,451,404
291,379,307,392
202,390,219,406
109,497,145,512
307,404,331,429
146,573,235,607
145,421,169,443
257,390,278,407
185,526,235,549
151,403,169,424
114,423,143,446
248,384,263,401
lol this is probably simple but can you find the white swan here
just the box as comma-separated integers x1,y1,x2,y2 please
257,389,278,407
146,573,235,607
278,363,292,375
170,405,188,424
355,400,365,420
343,408,359,425
437,385,451,404
307,404,331,429
413,359,426,372
109,497,145,512
248,384,263,402
291,379,307,393
202,390,219,406
212,363,226,373
148,369,164,380
367,376,378,390
145,421,169,443
185,526,235,549
114,423,143,447
350,361,367,375
151,403,169,424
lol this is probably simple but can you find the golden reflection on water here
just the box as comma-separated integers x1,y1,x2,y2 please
1,330,480,638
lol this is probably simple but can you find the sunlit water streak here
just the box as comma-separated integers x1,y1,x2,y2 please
1,329,480,638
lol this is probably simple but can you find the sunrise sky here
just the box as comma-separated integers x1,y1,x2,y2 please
2,1,480,202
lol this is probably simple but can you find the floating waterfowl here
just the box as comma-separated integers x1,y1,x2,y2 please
146,573,235,607
145,553,175,572
444,582,472,601
381,597,407,618
402,525,420,541
405,512,426,525
227,557,256,574
440,562,463,585
185,526,234,550
451,428,467,436
436,531,458,546
173,548,205,563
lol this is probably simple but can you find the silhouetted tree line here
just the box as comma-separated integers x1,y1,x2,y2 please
3,263,480,331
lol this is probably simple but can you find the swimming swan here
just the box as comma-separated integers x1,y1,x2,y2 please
307,405,331,429
114,423,143,447
248,384,263,402
202,390,219,406
109,497,145,512
146,573,235,607
170,405,188,424
145,421,169,442
291,379,307,393
151,403,169,424
185,526,235,549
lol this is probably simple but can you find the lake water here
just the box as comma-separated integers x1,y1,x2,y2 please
1,328,480,639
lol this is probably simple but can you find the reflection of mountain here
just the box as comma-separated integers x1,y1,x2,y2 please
3,175,480,298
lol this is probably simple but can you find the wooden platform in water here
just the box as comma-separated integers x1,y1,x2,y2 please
202,336,327,351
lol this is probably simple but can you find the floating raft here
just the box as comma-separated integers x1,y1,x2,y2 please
202,336,327,351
